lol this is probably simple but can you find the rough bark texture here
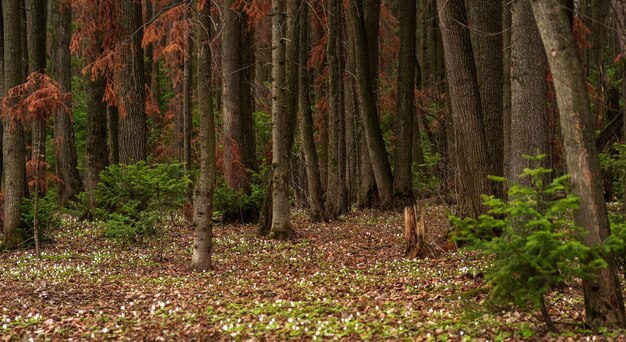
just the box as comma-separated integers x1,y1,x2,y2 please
298,2,325,222
2,0,26,249
350,0,394,208
502,0,512,181
269,0,296,239
107,105,119,165
192,0,216,272
509,0,549,183
326,0,348,217
116,0,147,164
393,0,416,203
222,0,255,190
530,0,626,329
612,0,626,215
183,33,193,172
85,76,109,209
437,0,490,218
0,5,3,183
50,0,82,205
467,0,504,193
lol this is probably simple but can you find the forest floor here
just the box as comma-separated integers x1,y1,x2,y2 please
0,206,624,341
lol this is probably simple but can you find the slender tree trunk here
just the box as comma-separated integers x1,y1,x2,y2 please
183,33,193,172
116,0,147,164
85,76,109,209
298,2,325,222
350,0,394,208
269,0,297,239
530,0,626,329
509,0,550,183
326,0,348,217
437,0,490,218
467,0,504,195
393,0,417,203
2,0,26,249
50,0,81,205
191,0,216,272
0,5,3,184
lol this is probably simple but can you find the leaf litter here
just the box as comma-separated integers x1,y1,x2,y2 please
0,206,624,340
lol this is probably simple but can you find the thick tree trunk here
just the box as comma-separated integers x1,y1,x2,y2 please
350,0,394,208
437,0,490,218
393,0,417,203
298,2,325,222
611,0,626,215
50,0,82,205
509,0,549,183
502,0,512,181
222,0,255,190
530,0,626,329
2,0,26,249
116,0,147,164
467,0,504,195
192,0,216,272
269,0,297,239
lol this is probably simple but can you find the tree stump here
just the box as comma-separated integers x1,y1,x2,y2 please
404,201,429,258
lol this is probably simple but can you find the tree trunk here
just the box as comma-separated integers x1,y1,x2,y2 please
298,2,325,222
116,0,147,164
530,0,626,329
222,0,255,190
350,0,394,208
611,0,626,216
85,76,109,209
393,0,417,203
183,32,193,172
50,0,82,205
2,0,26,249
437,0,490,218
191,0,216,272
107,105,119,165
269,0,297,239
502,0,512,181
326,0,348,217
467,0,504,195
0,5,3,184
509,0,549,183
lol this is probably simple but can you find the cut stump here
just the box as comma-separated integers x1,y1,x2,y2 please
404,201,432,258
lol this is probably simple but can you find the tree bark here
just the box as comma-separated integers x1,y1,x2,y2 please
326,0,348,217
530,0,626,329
393,0,417,203
467,0,504,194
222,0,255,190
183,32,193,172
611,0,626,216
509,0,549,183
437,0,490,218
116,0,147,164
50,0,82,205
269,0,297,239
192,0,216,272
85,75,109,209
350,0,394,208
2,0,26,249
298,2,325,222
